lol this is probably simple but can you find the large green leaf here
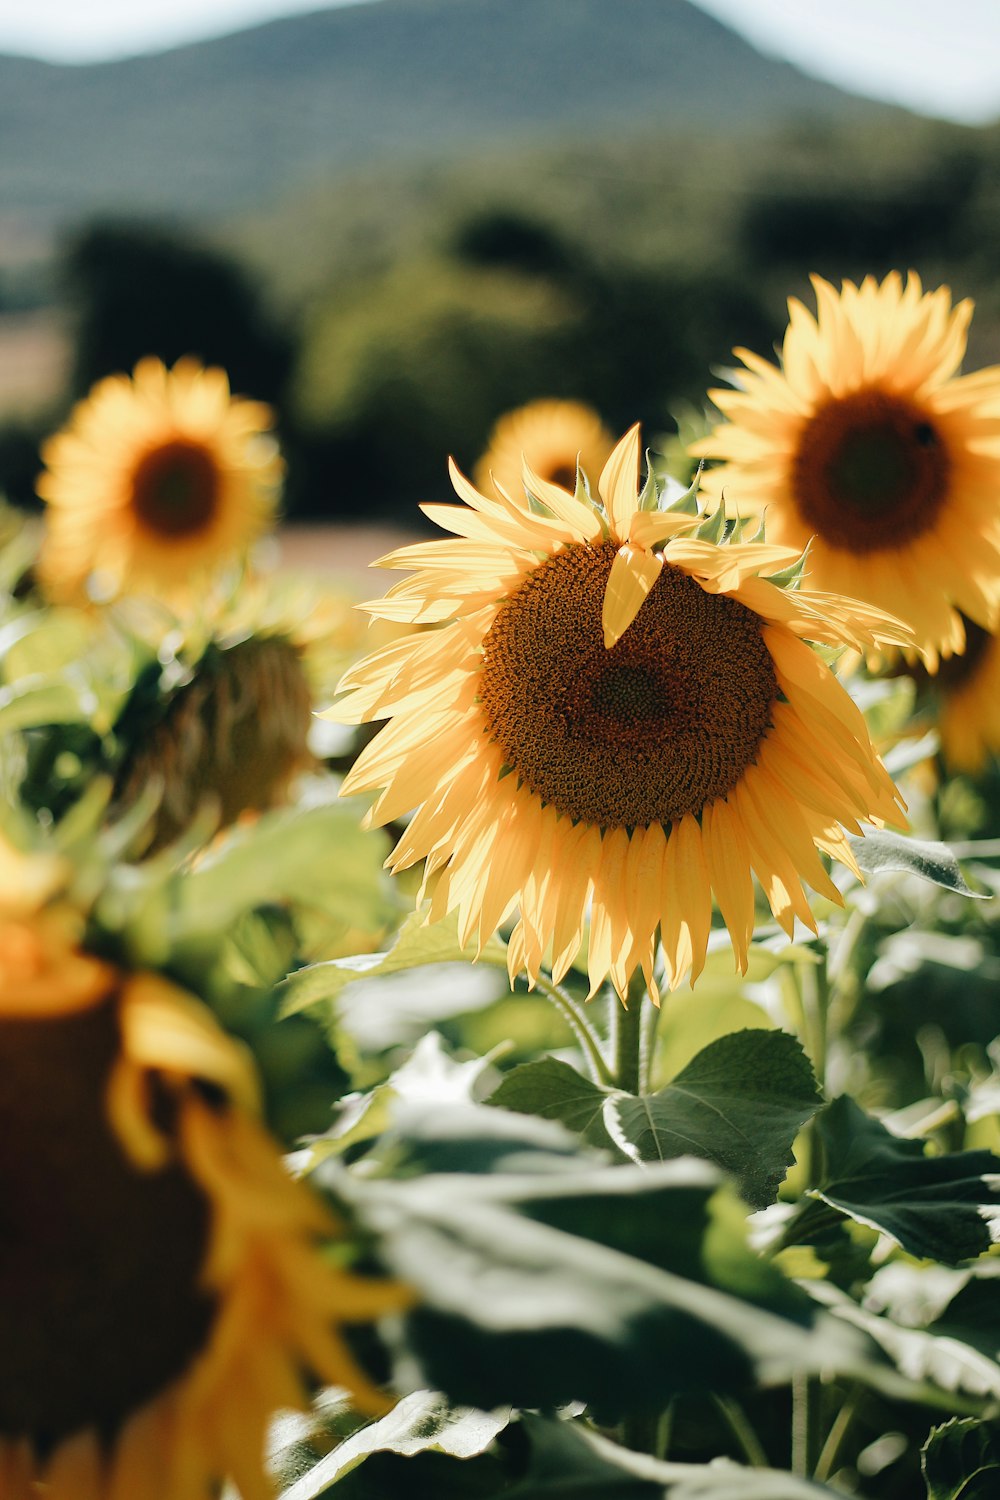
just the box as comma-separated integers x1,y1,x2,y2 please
488,1057,619,1153
606,1030,822,1209
327,1106,877,1420
921,1418,1000,1500
809,1096,1000,1264
847,829,987,899
167,801,394,949
806,1281,999,1407
279,907,508,1021
280,1391,510,1500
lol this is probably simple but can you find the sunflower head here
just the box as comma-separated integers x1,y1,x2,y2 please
691,272,1000,669
332,426,911,999
112,626,316,853
474,398,616,502
36,356,283,607
0,909,408,1498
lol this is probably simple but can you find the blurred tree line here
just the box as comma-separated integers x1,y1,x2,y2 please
5,110,1000,523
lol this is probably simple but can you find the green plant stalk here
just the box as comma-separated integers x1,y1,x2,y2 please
532,971,616,1088
710,1395,769,1468
611,973,648,1094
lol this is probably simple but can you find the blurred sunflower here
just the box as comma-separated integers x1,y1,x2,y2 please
332,427,909,998
691,273,1000,668
0,900,406,1500
916,619,1000,773
112,628,316,853
474,398,615,500
36,356,282,605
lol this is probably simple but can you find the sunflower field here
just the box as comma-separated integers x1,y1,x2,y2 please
6,269,1000,1500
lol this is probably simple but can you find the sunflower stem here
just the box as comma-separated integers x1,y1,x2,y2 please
533,974,616,1088
611,974,648,1094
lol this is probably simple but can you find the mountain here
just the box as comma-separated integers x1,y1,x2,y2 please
0,0,908,236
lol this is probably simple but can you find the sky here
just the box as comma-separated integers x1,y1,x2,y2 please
1,0,999,125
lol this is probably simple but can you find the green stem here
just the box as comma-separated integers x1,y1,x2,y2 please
791,1373,812,1478
533,972,615,1088
813,1384,860,1484
611,973,648,1093
639,989,662,1094
710,1395,768,1468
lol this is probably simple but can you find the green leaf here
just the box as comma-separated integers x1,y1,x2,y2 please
301,1033,506,1170
810,1096,1000,1264
0,676,94,734
502,1413,844,1498
806,1281,1000,1407
329,1110,878,1419
167,801,393,951
848,829,988,899
280,1391,510,1500
922,1418,1000,1500
279,906,508,1020
488,1057,619,1152
606,1030,822,1209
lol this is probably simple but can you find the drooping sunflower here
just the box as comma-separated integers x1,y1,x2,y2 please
36,356,283,605
691,273,1000,669
332,427,910,998
474,398,616,501
0,902,407,1500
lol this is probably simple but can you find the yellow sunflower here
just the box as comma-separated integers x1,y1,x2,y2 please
916,619,1000,773
0,904,407,1500
691,272,1000,669
331,427,910,998
36,356,283,606
474,398,615,500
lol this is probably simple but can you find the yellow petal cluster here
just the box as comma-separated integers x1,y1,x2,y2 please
692,272,1000,668
37,356,282,606
332,426,910,998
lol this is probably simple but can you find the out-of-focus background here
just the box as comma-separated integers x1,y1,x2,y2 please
3,0,1000,534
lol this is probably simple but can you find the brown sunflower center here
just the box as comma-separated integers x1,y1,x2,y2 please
546,461,578,490
792,389,950,554
478,540,778,827
130,438,220,538
0,995,215,1451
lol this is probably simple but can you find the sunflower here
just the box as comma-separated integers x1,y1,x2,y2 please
912,618,1000,773
36,356,283,605
112,628,316,853
331,427,910,998
474,398,615,501
690,273,1000,670
0,904,407,1500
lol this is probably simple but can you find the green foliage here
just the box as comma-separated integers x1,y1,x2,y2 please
807,1096,1000,1265
325,1103,877,1421
607,1030,822,1209
848,829,988,899
922,1418,1000,1500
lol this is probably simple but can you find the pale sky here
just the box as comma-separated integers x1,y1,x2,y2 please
0,0,998,124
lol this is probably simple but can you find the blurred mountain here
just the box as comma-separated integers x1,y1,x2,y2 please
0,0,910,234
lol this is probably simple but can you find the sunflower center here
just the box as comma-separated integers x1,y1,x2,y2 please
0,996,215,1450
792,389,950,553
130,438,220,538
546,462,578,490
478,540,778,827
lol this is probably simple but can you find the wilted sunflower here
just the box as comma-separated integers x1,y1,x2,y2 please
0,904,407,1500
474,398,615,500
692,273,1000,668
37,356,282,605
332,427,909,998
